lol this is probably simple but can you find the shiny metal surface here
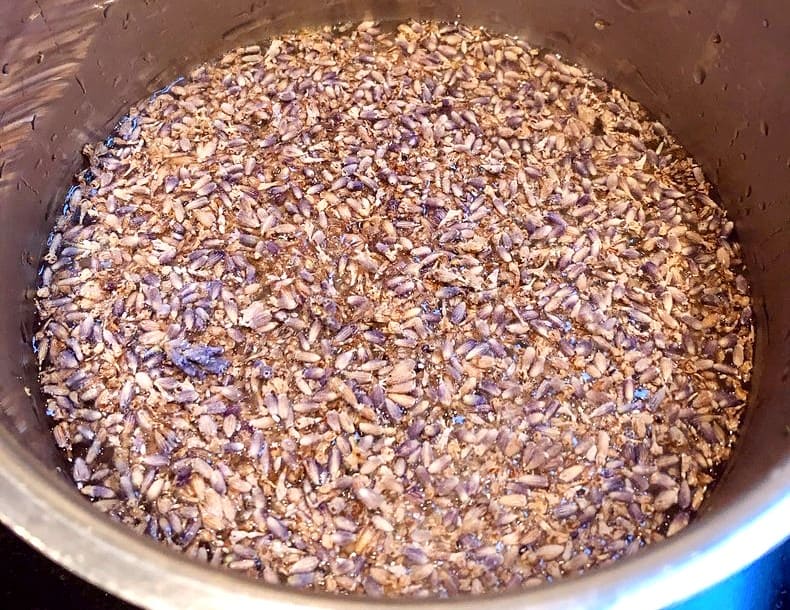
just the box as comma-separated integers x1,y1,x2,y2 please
0,1,788,608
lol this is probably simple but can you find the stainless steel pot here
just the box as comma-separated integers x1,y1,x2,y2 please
0,1,787,608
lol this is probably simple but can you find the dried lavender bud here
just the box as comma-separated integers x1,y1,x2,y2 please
165,341,229,378
35,19,753,598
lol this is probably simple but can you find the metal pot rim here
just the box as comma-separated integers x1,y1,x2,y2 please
0,428,787,610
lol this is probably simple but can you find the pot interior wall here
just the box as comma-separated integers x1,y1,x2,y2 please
0,0,787,547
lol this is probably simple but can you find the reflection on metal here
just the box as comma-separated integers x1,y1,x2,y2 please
0,1,100,183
